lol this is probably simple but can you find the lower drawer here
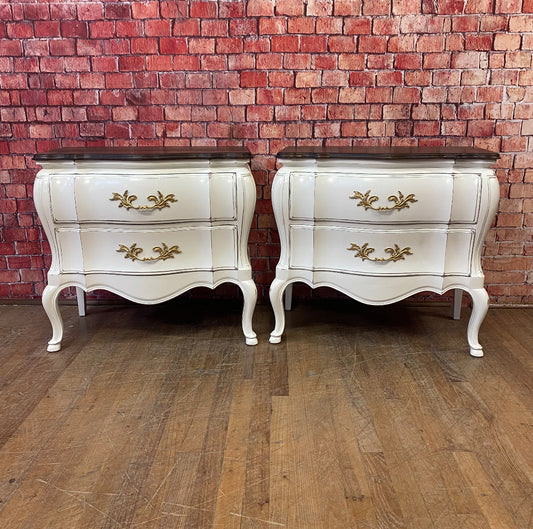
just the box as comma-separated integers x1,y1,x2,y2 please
56,225,237,274
289,225,474,276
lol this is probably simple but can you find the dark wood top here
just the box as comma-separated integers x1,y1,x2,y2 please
34,146,251,161
278,146,499,160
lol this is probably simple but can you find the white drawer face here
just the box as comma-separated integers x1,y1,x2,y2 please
289,226,474,276
56,226,237,274
289,172,481,224
50,173,236,223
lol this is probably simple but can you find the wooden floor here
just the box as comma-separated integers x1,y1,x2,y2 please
1,299,533,529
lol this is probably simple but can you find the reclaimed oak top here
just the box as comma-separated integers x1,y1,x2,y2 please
277,146,499,160
34,146,251,161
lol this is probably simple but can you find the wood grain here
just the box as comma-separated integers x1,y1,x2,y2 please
1,300,533,528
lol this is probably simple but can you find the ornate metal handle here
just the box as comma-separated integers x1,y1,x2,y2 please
349,190,417,211
110,190,177,210
347,242,412,262
117,242,181,262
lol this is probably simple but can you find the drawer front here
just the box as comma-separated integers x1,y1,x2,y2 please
50,173,236,223
56,226,237,274
289,226,474,276
289,172,481,224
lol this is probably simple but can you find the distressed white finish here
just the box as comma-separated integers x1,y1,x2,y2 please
269,153,499,357
34,156,258,351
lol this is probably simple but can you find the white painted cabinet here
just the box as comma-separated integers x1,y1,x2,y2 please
269,146,499,357
34,147,258,351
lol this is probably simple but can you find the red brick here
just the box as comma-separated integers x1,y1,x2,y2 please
344,18,372,34
329,36,356,53
317,17,343,34
293,71,319,88
230,19,257,36
241,71,268,87
271,35,299,52
0,40,22,56
104,3,131,19
505,52,532,69
422,87,447,102
467,120,495,137
257,53,282,69
119,56,145,72
366,87,393,102
267,72,292,87
88,21,115,39
190,1,217,17
23,4,49,20
276,0,305,15
361,0,389,14
284,88,311,104
219,1,246,17
349,71,375,86
105,73,133,89
7,22,33,39
34,21,60,38
77,3,104,20
359,36,387,53
377,71,403,86
131,1,160,18
417,35,445,52
244,37,270,53
388,35,416,52
495,0,522,13
494,33,521,51
247,0,275,16
334,0,362,14
299,35,326,52
465,34,493,50
228,54,255,70
400,15,445,33
393,87,421,103
394,53,422,69
159,37,187,54
393,0,421,14
258,18,286,35
92,56,118,72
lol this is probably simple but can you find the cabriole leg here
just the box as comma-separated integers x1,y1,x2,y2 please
240,279,258,346
42,285,63,352
467,288,489,357
269,278,288,344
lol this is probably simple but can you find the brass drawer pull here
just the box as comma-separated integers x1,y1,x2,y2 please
347,242,412,262
117,242,181,262
349,190,417,211
110,190,177,210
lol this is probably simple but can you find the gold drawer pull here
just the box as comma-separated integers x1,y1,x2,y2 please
349,190,417,211
347,243,412,262
117,242,181,262
110,190,177,210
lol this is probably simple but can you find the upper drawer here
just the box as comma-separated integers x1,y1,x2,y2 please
289,172,481,224
49,173,236,223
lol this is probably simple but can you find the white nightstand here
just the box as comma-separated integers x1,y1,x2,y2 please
269,146,499,357
34,147,258,351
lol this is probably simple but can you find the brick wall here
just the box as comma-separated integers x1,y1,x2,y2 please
1,0,532,304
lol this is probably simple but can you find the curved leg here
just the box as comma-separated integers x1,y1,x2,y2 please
269,278,288,344
467,288,489,357
42,284,63,352
239,279,258,346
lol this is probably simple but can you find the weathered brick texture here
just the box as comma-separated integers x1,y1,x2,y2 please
0,0,532,303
